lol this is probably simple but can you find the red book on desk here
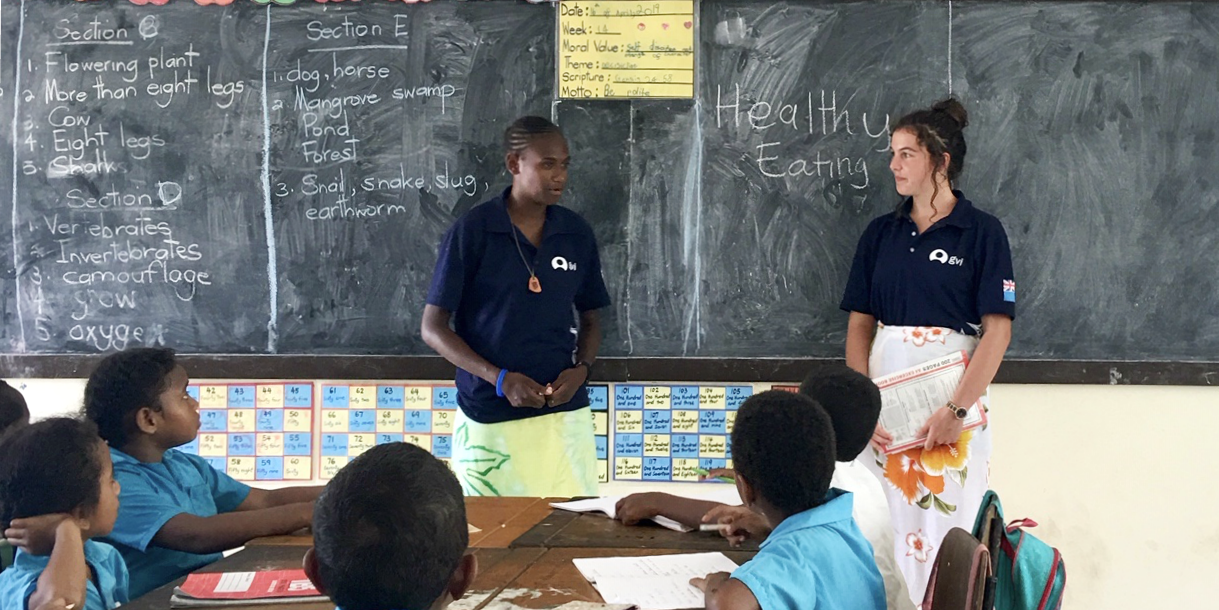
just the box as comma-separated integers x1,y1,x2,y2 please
171,569,327,607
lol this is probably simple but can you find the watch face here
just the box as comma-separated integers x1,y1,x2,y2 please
955,407,968,419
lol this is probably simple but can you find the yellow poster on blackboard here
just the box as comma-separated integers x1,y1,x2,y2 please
558,1,696,99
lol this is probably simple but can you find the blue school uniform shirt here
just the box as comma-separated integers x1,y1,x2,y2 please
101,447,251,599
426,186,612,424
841,192,1016,334
0,540,129,610
731,489,885,610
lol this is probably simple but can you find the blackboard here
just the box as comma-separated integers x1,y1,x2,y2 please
2,0,1217,369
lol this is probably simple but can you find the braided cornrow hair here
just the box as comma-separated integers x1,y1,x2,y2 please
892,97,970,219
503,115,564,155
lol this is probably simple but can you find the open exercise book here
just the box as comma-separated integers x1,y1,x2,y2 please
170,569,326,607
573,552,740,610
551,488,743,533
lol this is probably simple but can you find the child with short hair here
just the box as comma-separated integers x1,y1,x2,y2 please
691,390,884,610
83,348,323,598
304,442,477,610
0,418,127,610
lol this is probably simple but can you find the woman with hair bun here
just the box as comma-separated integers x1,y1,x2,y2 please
841,98,1016,603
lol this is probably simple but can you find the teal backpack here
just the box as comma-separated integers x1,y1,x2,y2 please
971,491,1066,610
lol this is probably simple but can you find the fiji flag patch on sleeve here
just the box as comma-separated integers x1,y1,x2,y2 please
1002,279,1016,303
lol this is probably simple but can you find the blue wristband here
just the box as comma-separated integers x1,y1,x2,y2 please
495,369,508,398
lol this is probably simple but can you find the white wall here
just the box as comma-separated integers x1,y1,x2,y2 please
6,377,1217,608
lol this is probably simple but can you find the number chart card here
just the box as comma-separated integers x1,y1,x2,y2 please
612,385,752,482
180,383,314,482
589,385,610,484
319,384,458,479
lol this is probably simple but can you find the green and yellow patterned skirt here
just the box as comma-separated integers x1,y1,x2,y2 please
452,407,597,497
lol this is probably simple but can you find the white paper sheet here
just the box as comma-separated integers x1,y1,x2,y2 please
549,497,691,532
571,553,740,610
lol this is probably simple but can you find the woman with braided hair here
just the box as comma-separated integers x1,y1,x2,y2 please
422,116,611,497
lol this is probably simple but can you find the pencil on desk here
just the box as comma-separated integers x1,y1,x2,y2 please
699,523,730,532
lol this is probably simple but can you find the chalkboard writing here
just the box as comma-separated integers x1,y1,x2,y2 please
8,4,270,353
2,1,1218,365
264,3,553,352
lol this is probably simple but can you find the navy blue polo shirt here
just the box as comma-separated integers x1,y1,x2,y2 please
841,191,1015,334
427,187,611,424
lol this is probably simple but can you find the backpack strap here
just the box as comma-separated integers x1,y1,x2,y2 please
1037,548,1065,610
1007,518,1039,532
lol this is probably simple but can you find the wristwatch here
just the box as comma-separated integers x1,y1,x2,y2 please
575,360,594,373
946,400,969,420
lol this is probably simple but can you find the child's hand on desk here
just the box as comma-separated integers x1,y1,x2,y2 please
690,571,731,593
5,513,83,555
702,505,770,547
613,492,665,525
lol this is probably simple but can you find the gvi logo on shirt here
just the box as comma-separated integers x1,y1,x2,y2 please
551,256,578,271
929,249,965,266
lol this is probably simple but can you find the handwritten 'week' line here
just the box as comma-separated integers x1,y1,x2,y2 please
47,41,134,47
307,45,410,53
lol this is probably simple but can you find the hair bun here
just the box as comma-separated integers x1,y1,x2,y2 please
932,98,969,129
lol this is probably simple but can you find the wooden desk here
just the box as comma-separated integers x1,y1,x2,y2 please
468,497,559,548
124,499,756,609
245,497,556,548
511,510,760,552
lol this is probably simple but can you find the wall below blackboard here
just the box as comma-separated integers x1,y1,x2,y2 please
2,353,1217,386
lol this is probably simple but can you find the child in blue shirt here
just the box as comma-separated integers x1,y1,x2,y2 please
615,365,881,535
304,442,478,610
83,348,324,598
691,390,885,610
0,418,127,610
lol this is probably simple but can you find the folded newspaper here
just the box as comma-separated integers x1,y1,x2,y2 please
873,351,987,454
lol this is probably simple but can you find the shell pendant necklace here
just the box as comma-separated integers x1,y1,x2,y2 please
510,215,542,293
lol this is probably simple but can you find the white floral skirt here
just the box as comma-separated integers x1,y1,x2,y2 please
860,324,992,607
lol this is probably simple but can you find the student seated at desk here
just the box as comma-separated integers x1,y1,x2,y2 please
0,418,128,610
83,348,324,598
690,390,885,610
615,365,880,538
304,443,478,610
